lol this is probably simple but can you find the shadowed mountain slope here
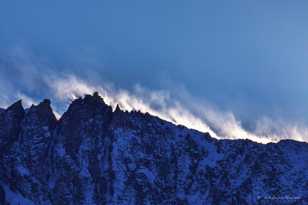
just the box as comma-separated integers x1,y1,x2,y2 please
0,93,307,205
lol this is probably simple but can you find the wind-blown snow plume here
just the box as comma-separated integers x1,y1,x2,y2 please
49,75,218,138
48,75,308,144
1,48,308,143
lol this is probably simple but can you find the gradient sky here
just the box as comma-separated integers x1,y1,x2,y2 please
1,0,308,126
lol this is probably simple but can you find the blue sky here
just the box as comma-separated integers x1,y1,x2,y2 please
1,0,308,138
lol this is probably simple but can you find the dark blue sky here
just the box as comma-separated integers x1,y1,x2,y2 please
1,0,308,124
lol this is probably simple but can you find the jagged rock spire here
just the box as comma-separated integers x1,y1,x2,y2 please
59,92,113,157
0,100,25,153
6,100,24,114
114,104,122,113
63,92,112,119
25,99,57,128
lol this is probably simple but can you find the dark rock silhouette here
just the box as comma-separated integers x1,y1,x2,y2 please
0,93,307,204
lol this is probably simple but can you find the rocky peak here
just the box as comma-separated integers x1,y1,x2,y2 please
25,99,57,128
58,93,113,158
0,100,25,154
61,92,112,122
114,104,122,113
18,99,57,150
6,100,25,119
111,105,133,129
17,100,57,174
84,91,105,104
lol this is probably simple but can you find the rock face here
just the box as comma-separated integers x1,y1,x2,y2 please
0,93,307,205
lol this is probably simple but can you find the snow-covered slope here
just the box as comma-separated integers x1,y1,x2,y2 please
0,93,307,205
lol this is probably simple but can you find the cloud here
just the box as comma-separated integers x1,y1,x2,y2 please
49,75,219,138
254,117,308,142
48,75,308,144
1,47,308,144
197,107,271,143
16,93,37,108
0,47,61,115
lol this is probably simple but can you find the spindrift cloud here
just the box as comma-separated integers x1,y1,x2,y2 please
0,48,307,143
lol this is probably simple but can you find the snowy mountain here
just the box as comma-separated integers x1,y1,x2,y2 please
0,93,307,205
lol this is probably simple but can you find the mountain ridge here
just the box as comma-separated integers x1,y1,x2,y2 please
5,94,305,145
0,93,307,204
